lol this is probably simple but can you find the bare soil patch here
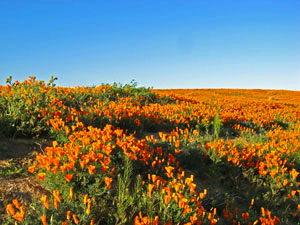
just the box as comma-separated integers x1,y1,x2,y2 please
0,138,51,217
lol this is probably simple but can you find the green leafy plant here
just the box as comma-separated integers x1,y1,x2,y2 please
213,113,222,140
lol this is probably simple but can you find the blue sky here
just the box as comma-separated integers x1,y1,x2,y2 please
0,0,299,90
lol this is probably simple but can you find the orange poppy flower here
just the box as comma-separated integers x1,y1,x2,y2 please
28,166,36,173
174,183,181,192
148,183,155,198
104,177,112,189
79,160,86,169
72,214,80,224
12,206,25,222
90,217,96,225
51,166,58,173
40,215,47,225
102,165,109,173
261,207,265,217
164,195,171,204
65,174,74,183
242,212,249,221
6,204,15,215
86,199,91,215
12,199,21,209
37,172,46,180
41,195,49,209
13,212,25,222
110,167,115,175
53,199,58,209
66,210,71,220
151,174,157,183
68,188,73,199
290,169,299,180
87,165,96,174
53,189,61,202
52,141,58,148
165,166,174,178
83,194,88,204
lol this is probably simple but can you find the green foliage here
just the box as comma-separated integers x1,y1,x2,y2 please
47,75,58,87
114,156,135,224
0,76,56,137
0,163,27,177
213,113,222,140
5,76,12,85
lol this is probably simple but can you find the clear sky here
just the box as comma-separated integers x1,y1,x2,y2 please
0,0,299,90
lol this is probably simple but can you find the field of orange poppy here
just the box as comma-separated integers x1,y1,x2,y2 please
0,76,299,224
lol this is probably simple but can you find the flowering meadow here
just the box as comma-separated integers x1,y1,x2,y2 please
1,76,300,225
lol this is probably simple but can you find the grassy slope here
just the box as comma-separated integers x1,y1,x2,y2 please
1,78,300,224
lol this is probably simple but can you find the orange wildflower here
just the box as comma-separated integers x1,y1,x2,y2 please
53,189,61,202
65,174,74,182
72,214,80,224
66,210,71,220
53,199,58,209
190,213,198,224
87,165,96,174
28,166,36,173
40,215,48,225
242,212,249,221
12,199,21,209
90,217,96,225
79,160,86,169
290,169,299,180
37,172,46,180
52,140,58,148
148,183,155,198
261,207,265,217
12,206,25,222
6,204,15,215
165,166,174,178
250,198,255,209
83,194,88,204
68,187,74,199
104,177,112,189
102,165,109,173
86,199,91,215
41,194,50,209
164,195,171,204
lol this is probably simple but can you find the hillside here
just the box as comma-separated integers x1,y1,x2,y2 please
1,76,300,224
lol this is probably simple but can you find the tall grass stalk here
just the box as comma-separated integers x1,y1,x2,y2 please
213,113,222,140
115,156,135,224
